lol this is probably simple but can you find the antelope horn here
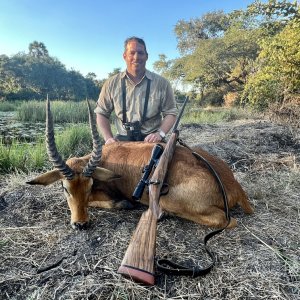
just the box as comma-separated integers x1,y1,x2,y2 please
82,100,102,177
46,97,74,180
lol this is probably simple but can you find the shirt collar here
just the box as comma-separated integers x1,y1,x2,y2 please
121,69,153,81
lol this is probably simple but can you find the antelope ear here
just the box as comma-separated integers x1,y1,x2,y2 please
92,167,121,182
26,170,62,186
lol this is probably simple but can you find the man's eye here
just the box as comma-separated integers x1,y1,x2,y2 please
129,51,145,56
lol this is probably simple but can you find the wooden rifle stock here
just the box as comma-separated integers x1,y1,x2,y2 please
118,130,179,285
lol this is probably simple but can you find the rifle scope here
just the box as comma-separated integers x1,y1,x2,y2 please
132,143,164,201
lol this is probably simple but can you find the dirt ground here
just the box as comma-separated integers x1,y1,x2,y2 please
0,117,299,300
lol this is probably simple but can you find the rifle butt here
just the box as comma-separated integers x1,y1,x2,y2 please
118,209,158,285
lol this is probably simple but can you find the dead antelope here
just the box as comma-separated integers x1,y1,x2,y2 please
27,100,253,230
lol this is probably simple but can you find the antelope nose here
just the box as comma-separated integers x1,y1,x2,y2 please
72,221,90,230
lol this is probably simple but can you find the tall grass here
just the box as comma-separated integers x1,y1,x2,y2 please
17,100,96,123
182,106,252,124
0,124,102,174
0,101,17,112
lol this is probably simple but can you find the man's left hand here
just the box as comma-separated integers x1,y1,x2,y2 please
144,132,162,143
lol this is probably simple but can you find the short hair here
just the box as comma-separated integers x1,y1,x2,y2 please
124,36,148,55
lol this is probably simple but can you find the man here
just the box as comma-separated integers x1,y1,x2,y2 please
95,36,177,144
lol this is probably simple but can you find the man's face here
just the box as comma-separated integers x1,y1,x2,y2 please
123,40,148,74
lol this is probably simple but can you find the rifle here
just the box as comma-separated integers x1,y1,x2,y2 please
132,144,164,201
118,97,189,285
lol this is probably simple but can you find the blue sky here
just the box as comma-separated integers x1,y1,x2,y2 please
0,0,257,79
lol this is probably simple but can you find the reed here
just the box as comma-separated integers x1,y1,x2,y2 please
17,100,95,123
0,101,17,112
0,124,99,174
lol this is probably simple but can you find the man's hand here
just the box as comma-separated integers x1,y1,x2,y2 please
144,132,162,143
105,137,118,144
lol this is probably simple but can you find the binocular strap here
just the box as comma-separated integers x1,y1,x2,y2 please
121,77,151,125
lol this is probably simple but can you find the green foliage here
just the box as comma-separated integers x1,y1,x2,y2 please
154,0,300,111
0,42,102,101
174,11,230,55
16,100,96,123
243,17,300,108
28,41,49,58
0,124,98,174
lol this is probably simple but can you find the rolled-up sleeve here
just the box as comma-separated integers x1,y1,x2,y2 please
94,80,113,118
162,80,178,117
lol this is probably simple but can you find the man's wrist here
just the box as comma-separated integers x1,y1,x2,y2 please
157,129,166,139
105,137,115,144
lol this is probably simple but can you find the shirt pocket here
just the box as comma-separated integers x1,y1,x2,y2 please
146,91,163,119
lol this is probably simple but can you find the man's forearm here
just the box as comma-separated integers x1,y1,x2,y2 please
96,114,114,141
160,114,177,134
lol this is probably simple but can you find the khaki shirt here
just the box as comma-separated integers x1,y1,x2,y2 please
95,70,177,135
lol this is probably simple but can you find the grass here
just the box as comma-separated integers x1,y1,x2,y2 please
0,103,256,175
182,106,254,124
0,124,100,174
0,139,46,173
16,100,96,123
0,101,18,112
0,118,299,299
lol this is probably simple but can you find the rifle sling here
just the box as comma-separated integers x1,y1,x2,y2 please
156,139,231,277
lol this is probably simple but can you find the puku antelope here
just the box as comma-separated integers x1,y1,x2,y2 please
27,100,253,230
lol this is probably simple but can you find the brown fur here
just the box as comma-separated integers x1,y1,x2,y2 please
27,142,253,229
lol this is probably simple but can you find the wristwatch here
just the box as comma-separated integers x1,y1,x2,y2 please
158,129,166,139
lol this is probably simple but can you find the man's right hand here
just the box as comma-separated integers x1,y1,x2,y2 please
105,137,118,144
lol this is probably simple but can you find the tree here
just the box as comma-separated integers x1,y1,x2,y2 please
108,68,121,78
242,17,300,109
29,41,49,58
155,1,299,107
174,11,230,55
0,42,101,100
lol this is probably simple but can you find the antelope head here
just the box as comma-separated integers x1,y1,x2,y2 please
27,98,119,230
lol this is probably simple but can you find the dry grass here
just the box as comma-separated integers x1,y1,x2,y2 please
0,118,299,300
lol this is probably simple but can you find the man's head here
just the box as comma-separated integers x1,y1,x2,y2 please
123,36,148,75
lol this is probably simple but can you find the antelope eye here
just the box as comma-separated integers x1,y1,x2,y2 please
63,187,70,195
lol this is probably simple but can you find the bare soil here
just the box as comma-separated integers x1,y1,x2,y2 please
0,118,299,300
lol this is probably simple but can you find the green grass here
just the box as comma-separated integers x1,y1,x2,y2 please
0,139,44,173
16,100,96,123
182,106,252,124
0,124,103,174
0,101,18,112
0,100,255,174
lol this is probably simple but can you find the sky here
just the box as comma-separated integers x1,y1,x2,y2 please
0,0,257,80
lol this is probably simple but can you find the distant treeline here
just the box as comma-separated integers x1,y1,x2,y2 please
1,1,300,112
0,41,106,101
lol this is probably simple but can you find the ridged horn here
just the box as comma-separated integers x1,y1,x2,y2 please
46,96,75,180
82,100,102,177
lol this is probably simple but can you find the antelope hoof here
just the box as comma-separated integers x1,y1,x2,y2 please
72,221,90,230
